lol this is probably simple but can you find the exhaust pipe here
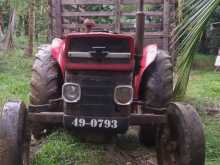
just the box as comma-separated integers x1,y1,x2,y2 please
135,0,145,58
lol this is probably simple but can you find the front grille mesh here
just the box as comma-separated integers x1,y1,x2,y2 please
80,75,115,115
65,71,132,116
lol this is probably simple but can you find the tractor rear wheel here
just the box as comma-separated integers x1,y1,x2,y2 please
157,102,205,165
139,50,173,147
0,101,30,165
30,45,62,139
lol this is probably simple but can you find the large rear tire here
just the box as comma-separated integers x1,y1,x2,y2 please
0,101,30,165
30,45,62,139
139,50,173,147
157,102,205,165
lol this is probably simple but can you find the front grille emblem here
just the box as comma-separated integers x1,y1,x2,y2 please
89,46,109,60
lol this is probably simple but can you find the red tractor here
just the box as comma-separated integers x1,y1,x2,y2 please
0,0,205,164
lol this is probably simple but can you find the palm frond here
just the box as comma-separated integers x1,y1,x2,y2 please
173,0,220,99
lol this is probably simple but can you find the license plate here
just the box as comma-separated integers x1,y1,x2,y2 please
72,118,118,129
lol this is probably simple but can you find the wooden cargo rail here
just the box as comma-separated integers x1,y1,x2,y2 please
49,0,176,50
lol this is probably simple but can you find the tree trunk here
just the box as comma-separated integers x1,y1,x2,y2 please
26,0,35,56
0,9,16,50
0,9,3,38
24,15,29,36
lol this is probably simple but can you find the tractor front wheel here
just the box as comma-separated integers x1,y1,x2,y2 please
0,101,30,165
157,102,205,165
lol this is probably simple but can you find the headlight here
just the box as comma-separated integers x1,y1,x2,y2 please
62,83,81,103
114,85,133,105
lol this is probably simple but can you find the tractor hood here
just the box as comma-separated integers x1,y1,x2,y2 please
64,32,135,55
62,32,135,71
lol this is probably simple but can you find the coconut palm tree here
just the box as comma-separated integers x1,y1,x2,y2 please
173,0,220,99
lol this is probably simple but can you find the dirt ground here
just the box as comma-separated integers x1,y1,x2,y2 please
104,127,157,165
30,127,158,165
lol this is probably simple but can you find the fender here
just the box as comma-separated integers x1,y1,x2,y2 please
134,44,158,97
51,38,66,74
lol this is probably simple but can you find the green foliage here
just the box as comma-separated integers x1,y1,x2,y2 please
0,1,10,32
0,0,48,43
86,4,114,24
173,0,220,99
0,0,29,29
209,6,220,23
35,1,49,41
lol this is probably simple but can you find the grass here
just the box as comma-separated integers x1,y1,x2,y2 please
185,52,220,108
0,49,33,106
32,131,106,165
32,129,155,165
0,50,220,164
192,52,215,70
203,116,220,165
185,70,220,165
185,70,220,105
185,53,220,164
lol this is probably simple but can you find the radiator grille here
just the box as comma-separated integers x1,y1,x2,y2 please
65,71,132,116
80,74,115,115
